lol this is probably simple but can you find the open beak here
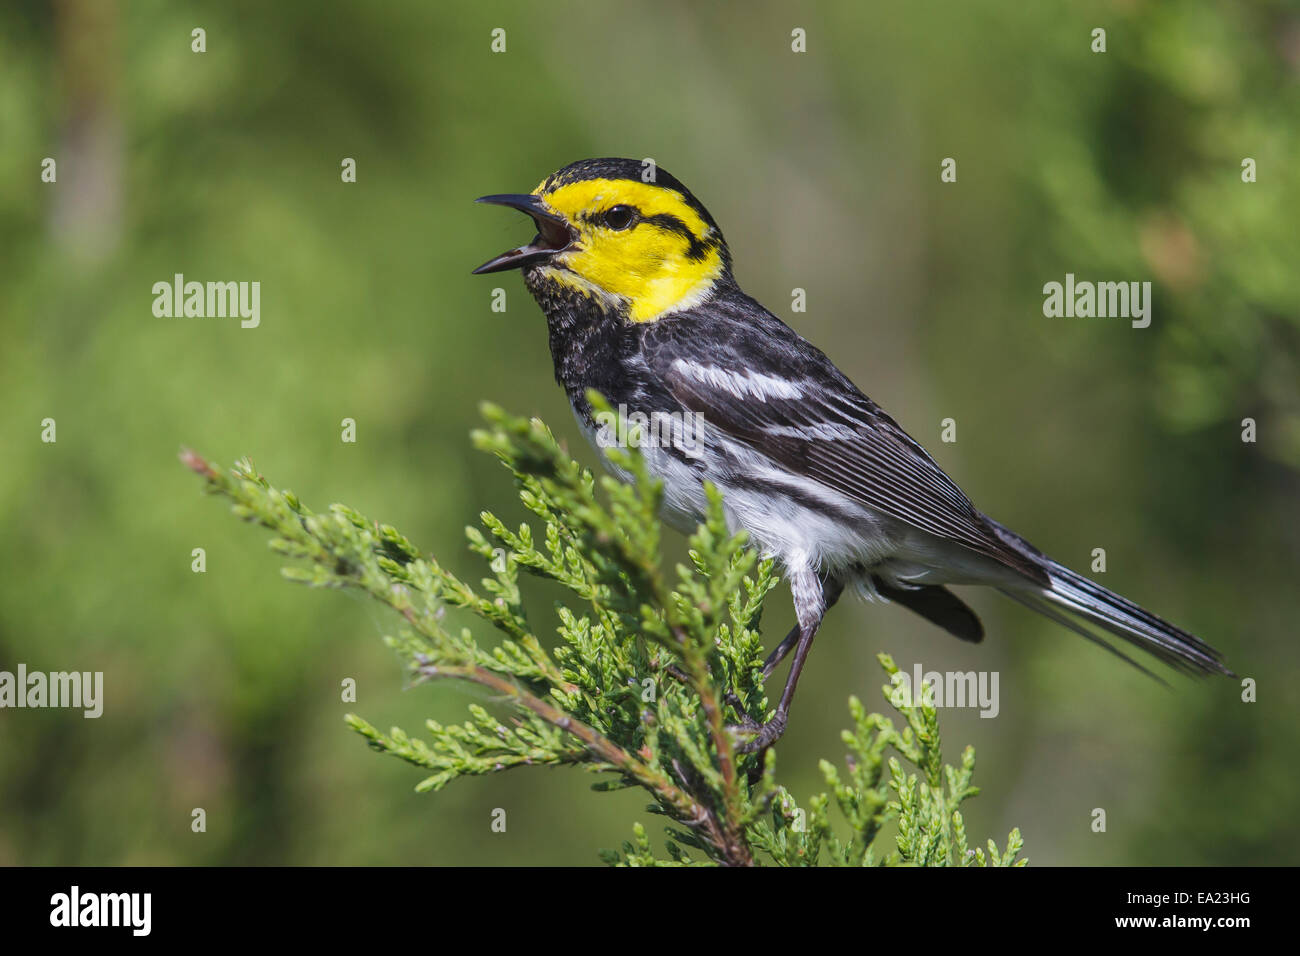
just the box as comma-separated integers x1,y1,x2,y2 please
471,194,577,274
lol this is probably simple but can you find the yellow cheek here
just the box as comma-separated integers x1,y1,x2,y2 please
563,231,722,322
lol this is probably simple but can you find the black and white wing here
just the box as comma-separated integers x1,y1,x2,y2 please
644,309,1049,585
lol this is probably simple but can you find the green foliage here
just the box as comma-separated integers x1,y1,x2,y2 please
0,0,1290,868
748,658,1023,868
183,403,1025,866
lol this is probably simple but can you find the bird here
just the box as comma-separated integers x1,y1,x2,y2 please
471,157,1233,752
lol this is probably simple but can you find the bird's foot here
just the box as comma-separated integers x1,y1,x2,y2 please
729,711,787,754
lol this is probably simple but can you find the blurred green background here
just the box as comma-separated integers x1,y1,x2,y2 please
2,0,1297,866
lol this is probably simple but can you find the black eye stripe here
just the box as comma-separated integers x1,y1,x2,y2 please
641,213,715,261
578,207,718,262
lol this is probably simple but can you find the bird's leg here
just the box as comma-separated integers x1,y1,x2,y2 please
723,622,800,731
733,617,821,752
760,624,802,681
730,567,836,754
758,579,844,680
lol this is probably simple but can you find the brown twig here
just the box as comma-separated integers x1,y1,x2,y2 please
182,444,758,865
417,661,753,866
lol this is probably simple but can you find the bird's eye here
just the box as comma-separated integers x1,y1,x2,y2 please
603,205,638,230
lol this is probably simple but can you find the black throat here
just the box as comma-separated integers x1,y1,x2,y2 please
523,267,643,426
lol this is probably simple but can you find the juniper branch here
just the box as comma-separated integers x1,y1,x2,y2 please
181,403,1025,867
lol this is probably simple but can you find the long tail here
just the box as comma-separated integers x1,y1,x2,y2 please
988,522,1233,679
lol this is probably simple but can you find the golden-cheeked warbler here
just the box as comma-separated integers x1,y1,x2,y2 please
473,157,1232,751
